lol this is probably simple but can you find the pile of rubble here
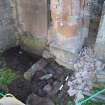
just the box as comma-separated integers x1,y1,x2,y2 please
9,46,105,104
24,58,71,105
23,46,105,104
1,45,105,105
67,47,105,103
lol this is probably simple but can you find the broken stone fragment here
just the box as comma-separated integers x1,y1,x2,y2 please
52,81,63,94
43,84,52,93
24,59,48,80
31,79,48,97
67,88,77,96
67,47,97,102
43,49,54,59
40,74,53,80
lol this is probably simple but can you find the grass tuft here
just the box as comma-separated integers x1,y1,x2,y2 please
0,68,17,86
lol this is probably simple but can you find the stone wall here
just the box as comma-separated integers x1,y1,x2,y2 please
13,0,48,55
0,0,48,55
95,1,105,60
87,0,104,46
48,0,91,69
0,0,16,52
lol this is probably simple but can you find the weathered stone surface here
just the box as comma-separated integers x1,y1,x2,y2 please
87,0,104,47
19,34,47,55
90,0,102,19
24,59,48,80
95,1,105,60
48,0,91,69
13,0,48,55
0,0,16,52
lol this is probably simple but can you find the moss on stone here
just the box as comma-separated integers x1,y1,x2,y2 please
21,35,46,48
20,35,47,55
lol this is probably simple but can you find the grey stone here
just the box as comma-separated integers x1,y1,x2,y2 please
95,1,105,60
0,0,16,52
43,84,52,93
24,59,48,80
40,74,53,80
13,0,48,55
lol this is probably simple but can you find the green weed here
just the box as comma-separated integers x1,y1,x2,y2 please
0,68,17,85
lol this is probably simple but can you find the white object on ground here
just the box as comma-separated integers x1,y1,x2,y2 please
0,94,25,105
